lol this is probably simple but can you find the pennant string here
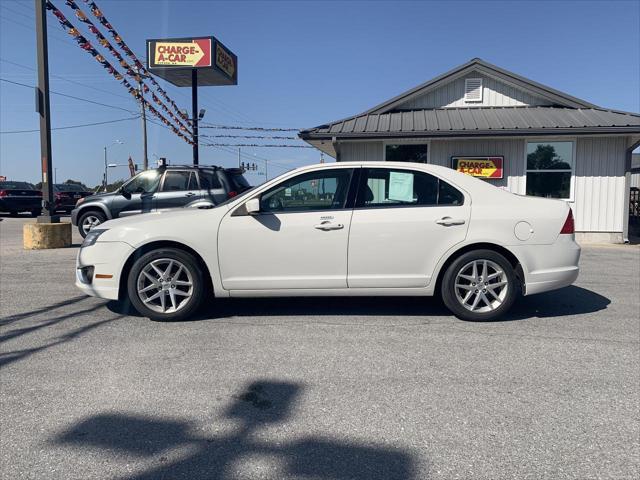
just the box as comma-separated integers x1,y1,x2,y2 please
45,1,193,145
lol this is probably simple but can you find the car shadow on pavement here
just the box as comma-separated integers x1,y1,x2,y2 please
51,379,417,480
108,285,610,324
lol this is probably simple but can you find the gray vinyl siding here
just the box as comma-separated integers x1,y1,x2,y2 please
339,136,630,234
574,137,628,233
398,73,552,110
339,141,383,162
429,138,525,192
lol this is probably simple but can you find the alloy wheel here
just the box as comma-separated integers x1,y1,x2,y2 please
136,258,194,314
454,259,509,313
81,215,102,235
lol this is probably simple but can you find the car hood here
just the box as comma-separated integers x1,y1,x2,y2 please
98,206,229,245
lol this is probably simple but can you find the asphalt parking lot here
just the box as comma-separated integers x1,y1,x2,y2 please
1,216,638,480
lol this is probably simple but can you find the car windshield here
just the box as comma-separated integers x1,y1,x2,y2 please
54,184,84,192
121,170,162,194
0,181,35,190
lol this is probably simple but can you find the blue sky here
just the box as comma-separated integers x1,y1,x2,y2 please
1,0,639,186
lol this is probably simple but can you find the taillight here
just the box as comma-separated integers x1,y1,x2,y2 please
0,190,7,197
227,191,238,198
560,208,574,235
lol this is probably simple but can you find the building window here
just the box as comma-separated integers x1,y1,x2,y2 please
385,144,428,163
525,140,574,199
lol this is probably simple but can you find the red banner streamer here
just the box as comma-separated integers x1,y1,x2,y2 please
45,1,193,145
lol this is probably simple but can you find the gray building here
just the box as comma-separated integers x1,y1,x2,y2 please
300,59,640,243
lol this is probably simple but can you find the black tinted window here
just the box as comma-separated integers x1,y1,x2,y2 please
356,168,463,207
161,171,195,192
199,171,222,190
260,169,352,212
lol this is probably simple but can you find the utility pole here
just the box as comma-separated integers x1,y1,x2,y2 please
103,146,108,192
191,69,199,165
34,0,58,223
137,71,148,170
238,147,241,168
265,159,268,181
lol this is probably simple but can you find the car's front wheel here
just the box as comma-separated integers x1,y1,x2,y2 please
127,248,205,321
441,249,518,321
78,210,106,238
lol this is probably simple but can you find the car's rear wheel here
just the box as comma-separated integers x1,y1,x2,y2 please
78,210,105,238
127,248,204,321
441,249,518,321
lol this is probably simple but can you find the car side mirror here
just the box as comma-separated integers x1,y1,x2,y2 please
120,188,131,200
245,197,260,215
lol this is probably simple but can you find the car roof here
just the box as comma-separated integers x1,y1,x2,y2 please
159,165,242,172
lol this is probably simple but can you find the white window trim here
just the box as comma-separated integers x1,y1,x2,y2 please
464,78,483,103
382,139,431,164
523,138,577,202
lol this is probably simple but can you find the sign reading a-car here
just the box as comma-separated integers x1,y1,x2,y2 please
452,156,504,179
151,39,212,68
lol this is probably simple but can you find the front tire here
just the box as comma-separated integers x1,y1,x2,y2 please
441,249,518,321
127,248,205,321
78,210,106,238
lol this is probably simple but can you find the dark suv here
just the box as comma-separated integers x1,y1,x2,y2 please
71,165,251,237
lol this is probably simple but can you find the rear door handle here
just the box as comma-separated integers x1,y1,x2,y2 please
314,221,344,231
435,217,466,226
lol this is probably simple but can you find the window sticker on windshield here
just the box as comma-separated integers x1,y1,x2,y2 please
388,172,414,202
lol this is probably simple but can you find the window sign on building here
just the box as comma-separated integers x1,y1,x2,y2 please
525,141,574,199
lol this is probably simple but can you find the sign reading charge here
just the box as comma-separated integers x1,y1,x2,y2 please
452,156,504,179
151,39,212,68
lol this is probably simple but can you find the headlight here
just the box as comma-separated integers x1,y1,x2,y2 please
82,229,107,247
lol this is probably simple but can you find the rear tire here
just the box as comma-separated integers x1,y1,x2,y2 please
127,248,205,321
441,249,518,322
78,210,106,238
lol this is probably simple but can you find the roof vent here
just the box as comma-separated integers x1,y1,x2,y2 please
464,78,483,102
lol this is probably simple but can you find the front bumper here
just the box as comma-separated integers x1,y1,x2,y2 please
510,235,581,295
75,241,134,300
70,208,80,225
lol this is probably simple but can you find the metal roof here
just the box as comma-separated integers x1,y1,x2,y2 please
299,106,640,140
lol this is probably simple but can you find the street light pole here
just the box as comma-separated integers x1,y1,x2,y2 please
34,0,58,223
103,146,108,192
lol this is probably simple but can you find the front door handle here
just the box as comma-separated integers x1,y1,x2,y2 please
185,192,196,197
314,221,344,231
435,217,466,226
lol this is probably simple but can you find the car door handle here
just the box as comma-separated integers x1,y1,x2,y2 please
314,221,344,231
185,192,196,197
435,217,466,226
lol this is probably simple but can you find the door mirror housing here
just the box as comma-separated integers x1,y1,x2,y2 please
120,188,131,200
245,197,260,215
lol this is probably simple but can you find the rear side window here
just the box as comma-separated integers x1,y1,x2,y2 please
199,171,222,190
356,168,464,207
161,171,197,191
228,171,251,192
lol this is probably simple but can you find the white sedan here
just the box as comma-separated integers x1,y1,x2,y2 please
76,162,580,322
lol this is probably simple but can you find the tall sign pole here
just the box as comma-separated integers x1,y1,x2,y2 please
137,73,149,170
34,0,58,223
191,69,199,166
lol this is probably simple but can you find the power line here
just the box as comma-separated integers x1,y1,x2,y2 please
202,143,314,149
200,134,299,140
0,115,139,134
0,58,133,102
201,124,301,132
0,77,138,114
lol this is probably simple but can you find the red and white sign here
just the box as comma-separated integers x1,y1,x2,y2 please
452,156,504,179
151,38,212,67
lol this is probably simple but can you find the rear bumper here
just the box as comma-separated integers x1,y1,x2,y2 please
0,198,41,212
510,235,581,295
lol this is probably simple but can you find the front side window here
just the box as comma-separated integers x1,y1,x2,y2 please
356,168,464,208
121,170,161,194
385,144,428,163
161,171,197,192
260,169,352,213
526,141,574,199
